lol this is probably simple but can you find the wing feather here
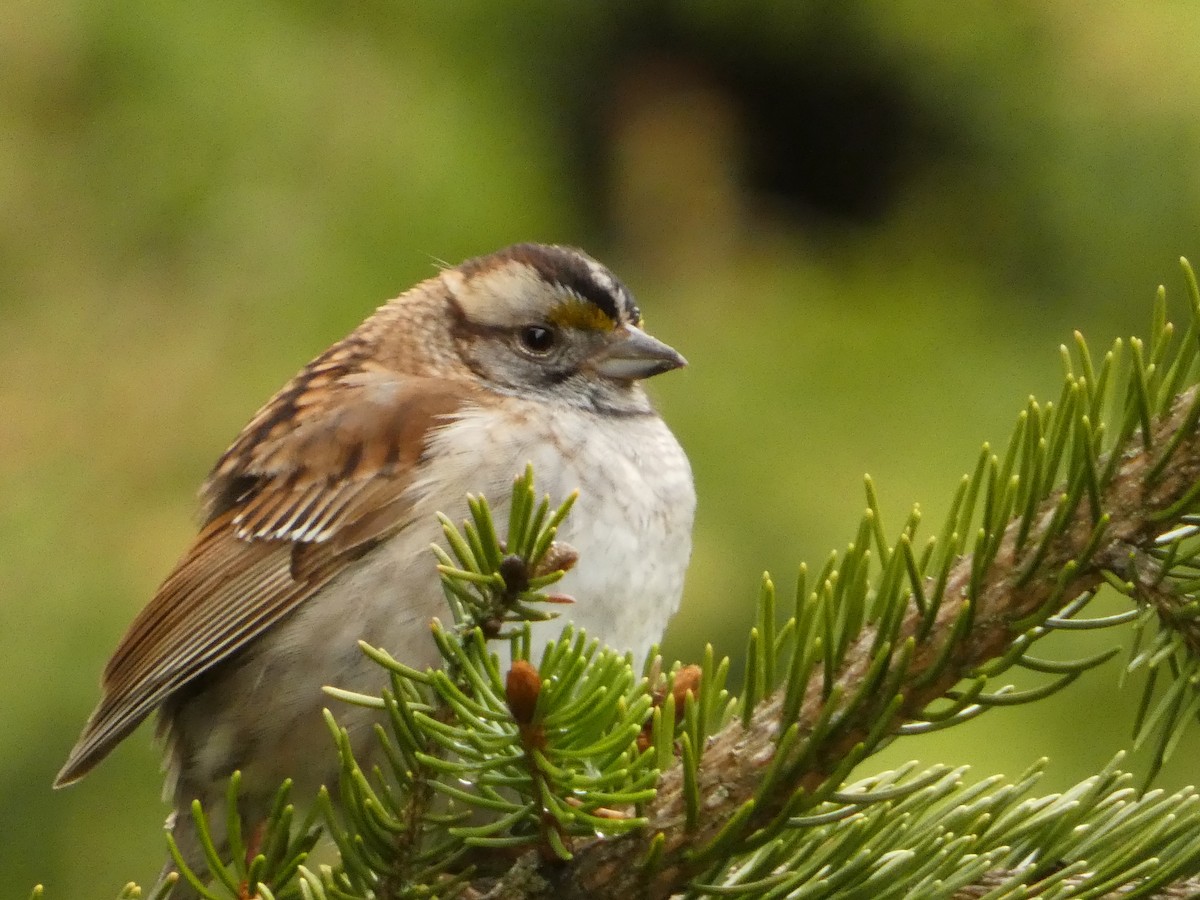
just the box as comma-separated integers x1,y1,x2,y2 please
55,361,475,787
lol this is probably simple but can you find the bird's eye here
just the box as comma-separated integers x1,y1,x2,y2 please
518,325,557,355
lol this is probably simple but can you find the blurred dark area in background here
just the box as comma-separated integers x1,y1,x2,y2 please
4,1,1200,892
566,5,946,235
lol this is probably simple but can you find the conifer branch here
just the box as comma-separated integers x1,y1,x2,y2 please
477,260,1200,899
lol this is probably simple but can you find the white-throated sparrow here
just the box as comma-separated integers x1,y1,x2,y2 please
56,243,695,894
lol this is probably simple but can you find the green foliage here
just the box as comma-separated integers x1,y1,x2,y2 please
641,258,1200,894
268,469,677,898
695,755,1200,899
165,775,319,900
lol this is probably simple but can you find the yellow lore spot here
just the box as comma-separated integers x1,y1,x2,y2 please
546,296,615,331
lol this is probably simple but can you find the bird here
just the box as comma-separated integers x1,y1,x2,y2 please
55,242,696,895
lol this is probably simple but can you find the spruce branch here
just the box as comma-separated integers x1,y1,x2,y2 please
307,467,667,899
479,258,1200,898
163,776,319,900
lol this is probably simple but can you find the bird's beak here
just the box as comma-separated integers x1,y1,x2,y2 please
590,325,687,381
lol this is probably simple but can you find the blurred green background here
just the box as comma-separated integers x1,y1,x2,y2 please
6,1,1200,893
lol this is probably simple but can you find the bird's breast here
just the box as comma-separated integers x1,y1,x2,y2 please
416,400,696,664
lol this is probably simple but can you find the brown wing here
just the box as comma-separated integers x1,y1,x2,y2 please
55,359,474,787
